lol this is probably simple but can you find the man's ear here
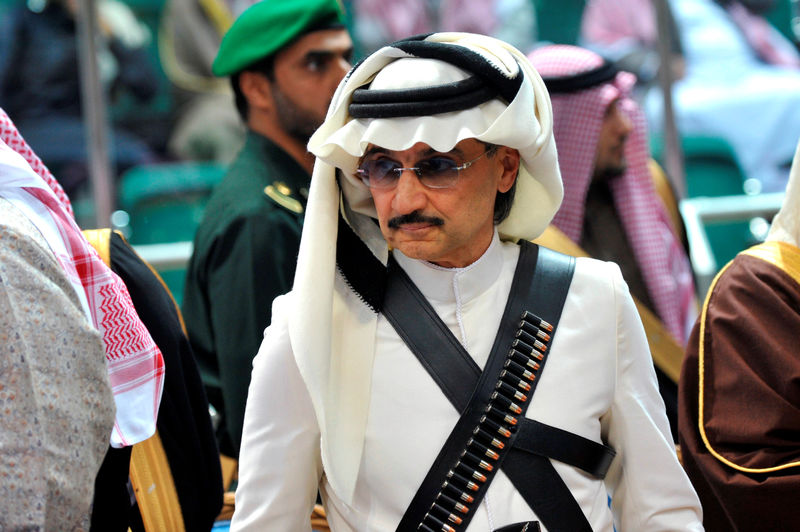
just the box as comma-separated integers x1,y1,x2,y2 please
239,71,274,112
497,147,520,193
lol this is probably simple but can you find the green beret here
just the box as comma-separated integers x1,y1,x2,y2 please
212,0,346,77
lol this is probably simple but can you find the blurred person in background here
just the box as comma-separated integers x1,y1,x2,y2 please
580,0,800,194
182,0,353,458
679,137,800,531
579,0,686,95
350,0,538,56
0,0,160,198
159,0,257,164
529,44,697,440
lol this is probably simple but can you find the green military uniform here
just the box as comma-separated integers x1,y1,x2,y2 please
182,132,308,456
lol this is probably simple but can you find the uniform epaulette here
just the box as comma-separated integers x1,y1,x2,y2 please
263,181,304,214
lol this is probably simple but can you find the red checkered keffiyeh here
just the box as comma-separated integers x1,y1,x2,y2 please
529,45,696,343
0,109,164,447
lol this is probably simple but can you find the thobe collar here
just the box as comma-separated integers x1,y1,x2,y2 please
393,230,504,304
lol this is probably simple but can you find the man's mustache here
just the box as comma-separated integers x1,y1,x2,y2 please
388,211,445,229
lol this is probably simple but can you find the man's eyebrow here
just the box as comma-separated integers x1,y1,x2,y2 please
361,146,391,159
304,50,332,61
305,47,352,62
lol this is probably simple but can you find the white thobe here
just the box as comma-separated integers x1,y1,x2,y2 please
232,233,703,531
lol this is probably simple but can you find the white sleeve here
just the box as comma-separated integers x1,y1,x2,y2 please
231,293,322,531
601,266,704,531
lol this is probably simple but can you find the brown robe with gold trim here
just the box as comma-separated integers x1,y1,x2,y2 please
678,241,800,531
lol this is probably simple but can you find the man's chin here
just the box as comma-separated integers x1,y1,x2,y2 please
595,164,627,182
391,239,435,261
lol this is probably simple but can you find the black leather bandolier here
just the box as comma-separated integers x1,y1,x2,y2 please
336,215,616,532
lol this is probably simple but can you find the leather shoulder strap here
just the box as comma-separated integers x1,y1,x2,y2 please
389,242,595,532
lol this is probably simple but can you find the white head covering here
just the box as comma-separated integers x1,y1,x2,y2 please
767,139,800,247
288,32,561,502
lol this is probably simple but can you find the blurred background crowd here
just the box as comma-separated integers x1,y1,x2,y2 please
0,0,797,307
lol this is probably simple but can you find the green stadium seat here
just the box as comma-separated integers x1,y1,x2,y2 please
118,161,226,304
119,161,225,244
765,0,799,45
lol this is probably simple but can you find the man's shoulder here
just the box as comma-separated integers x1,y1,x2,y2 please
572,254,623,280
199,170,302,237
555,253,624,297
0,199,86,315
206,141,307,213
0,198,57,266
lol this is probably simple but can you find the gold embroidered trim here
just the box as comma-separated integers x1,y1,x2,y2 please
264,184,303,214
697,243,800,473
741,241,800,287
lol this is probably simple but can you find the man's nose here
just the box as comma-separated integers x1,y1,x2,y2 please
616,109,633,136
391,169,427,214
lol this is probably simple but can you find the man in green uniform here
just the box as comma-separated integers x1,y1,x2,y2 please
182,0,353,457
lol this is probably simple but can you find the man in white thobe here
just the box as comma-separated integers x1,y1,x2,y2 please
231,32,704,532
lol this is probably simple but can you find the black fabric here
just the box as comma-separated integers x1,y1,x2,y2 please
494,522,541,532
90,446,134,532
335,213,385,312
392,38,523,104
581,181,679,441
349,76,498,118
352,76,488,103
101,232,223,531
346,33,526,118
514,419,616,479
387,243,595,532
541,61,618,94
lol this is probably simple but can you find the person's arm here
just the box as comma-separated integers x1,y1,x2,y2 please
0,224,114,530
207,210,303,454
231,293,322,531
600,264,703,530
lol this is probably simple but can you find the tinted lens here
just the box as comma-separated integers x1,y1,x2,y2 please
360,159,401,189
417,157,459,188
